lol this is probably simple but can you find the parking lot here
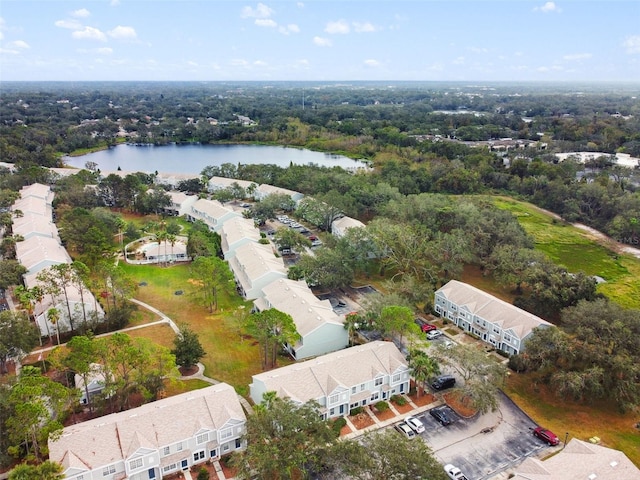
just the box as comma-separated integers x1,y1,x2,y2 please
392,391,558,480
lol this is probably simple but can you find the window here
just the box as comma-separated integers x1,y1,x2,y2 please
163,446,170,456
176,442,183,451
374,377,383,386
193,451,205,462
392,373,401,383
75,476,84,480
493,327,500,334
222,444,230,452
329,393,339,404
163,464,177,473
103,465,116,476
220,428,233,440
504,334,511,343
129,458,143,470
360,383,365,391
235,439,242,449
371,392,379,401
196,432,208,444
209,449,217,459
435,306,442,314
351,386,356,394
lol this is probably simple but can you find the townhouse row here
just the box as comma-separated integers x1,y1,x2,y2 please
11,184,104,338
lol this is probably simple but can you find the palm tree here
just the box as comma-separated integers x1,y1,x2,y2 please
409,350,440,397
47,307,61,346
167,233,177,263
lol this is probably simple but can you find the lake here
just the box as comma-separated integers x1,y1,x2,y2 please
63,144,368,174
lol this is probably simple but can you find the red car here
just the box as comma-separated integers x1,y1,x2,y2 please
533,426,560,446
421,323,437,332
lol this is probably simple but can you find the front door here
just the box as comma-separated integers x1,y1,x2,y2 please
181,459,188,470
148,468,156,479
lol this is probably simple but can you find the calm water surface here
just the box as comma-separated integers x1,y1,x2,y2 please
63,144,367,174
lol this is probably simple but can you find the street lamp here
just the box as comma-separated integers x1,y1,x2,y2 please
564,432,569,449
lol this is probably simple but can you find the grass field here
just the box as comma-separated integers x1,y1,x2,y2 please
504,372,640,467
118,262,263,397
490,196,640,309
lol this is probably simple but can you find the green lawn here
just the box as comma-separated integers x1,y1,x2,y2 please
489,196,640,309
118,262,263,397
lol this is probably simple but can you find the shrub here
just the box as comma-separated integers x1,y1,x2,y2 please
330,416,347,435
391,394,407,406
350,406,364,416
508,353,528,373
374,401,389,412
197,467,210,480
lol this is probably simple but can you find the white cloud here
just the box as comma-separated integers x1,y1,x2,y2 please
72,26,107,42
187,60,198,67
0,47,19,55
623,35,640,54
563,53,592,61
0,31,3,41
255,18,277,28
325,20,349,34
278,24,300,35
72,8,90,18
110,0,121,6
363,59,380,67
108,25,137,40
535,2,561,13
470,47,488,54
313,36,332,47
55,19,83,30
231,59,249,67
8,40,29,49
241,3,274,19
452,56,465,65
353,22,377,33
254,60,268,67
97,47,113,55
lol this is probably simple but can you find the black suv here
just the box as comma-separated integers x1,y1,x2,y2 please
431,374,456,391
430,407,452,426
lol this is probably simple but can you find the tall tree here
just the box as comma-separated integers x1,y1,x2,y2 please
8,460,64,480
408,350,440,397
245,309,300,370
232,397,338,480
190,256,234,313
7,366,75,462
0,311,40,375
172,324,206,369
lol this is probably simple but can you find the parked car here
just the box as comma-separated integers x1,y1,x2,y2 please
394,422,416,439
533,426,560,446
404,415,425,434
444,464,469,480
431,374,456,390
429,407,452,426
421,323,437,332
426,329,444,340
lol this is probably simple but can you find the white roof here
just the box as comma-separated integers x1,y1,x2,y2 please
513,438,640,480
332,216,365,232
436,280,552,338
208,176,257,190
15,236,71,273
191,198,238,221
220,217,261,254
49,383,245,472
251,341,407,403
20,183,53,200
167,190,196,206
12,196,51,216
259,278,344,338
256,184,302,198
228,242,286,292
12,212,59,239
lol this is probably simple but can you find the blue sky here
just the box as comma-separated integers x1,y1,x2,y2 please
1,1,639,82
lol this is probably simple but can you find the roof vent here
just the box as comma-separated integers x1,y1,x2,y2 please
588,474,597,480
610,461,618,468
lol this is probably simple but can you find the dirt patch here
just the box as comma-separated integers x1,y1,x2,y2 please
373,407,396,422
391,398,414,414
349,411,375,430
409,392,436,407
179,365,199,376
443,390,478,418
340,423,353,436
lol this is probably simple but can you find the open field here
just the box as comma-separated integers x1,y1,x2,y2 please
504,372,640,467
490,196,640,309
118,262,264,397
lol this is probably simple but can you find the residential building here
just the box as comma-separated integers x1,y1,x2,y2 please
512,438,640,480
253,184,304,204
12,213,60,240
434,280,553,355
187,198,242,233
49,383,246,480
227,242,287,300
15,235,72,275
249,341,411,419
220,217,262,260
207,176,257,194
331,215,365,238
254,278,349,360
75,364,108,405
163,191,198,217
